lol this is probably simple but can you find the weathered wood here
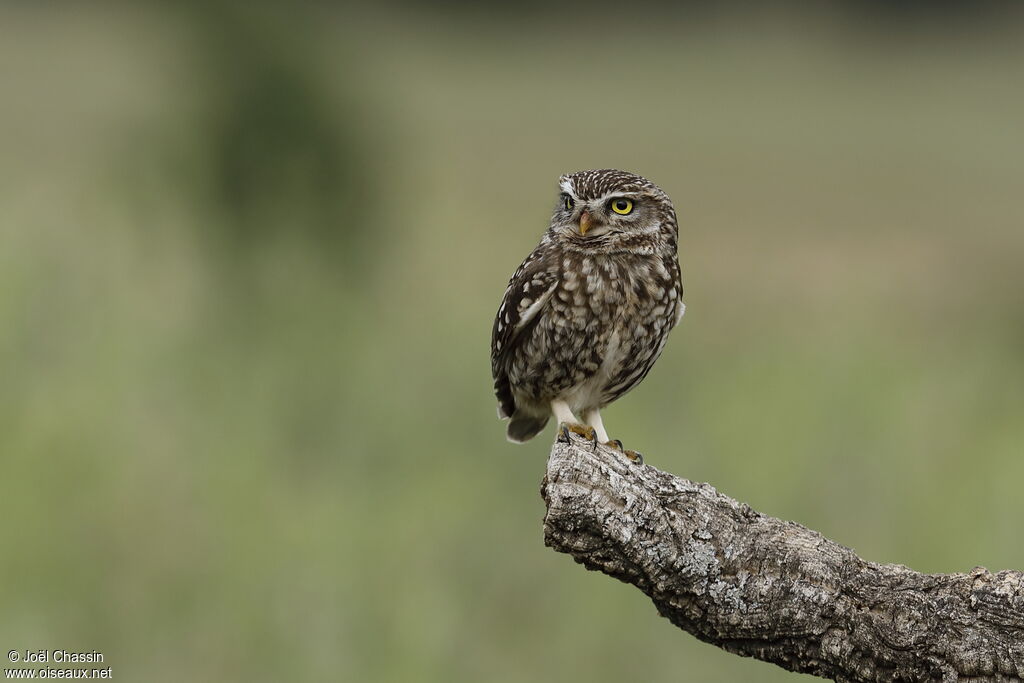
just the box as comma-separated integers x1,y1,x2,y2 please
541,433,1024,683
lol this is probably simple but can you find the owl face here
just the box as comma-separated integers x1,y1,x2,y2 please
550,169,676,250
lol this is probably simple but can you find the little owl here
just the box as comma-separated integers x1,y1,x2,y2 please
491,169,684,463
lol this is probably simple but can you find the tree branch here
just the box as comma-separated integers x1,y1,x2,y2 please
541,434,1024,683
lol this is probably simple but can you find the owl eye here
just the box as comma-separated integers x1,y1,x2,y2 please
610,198,634,215
564,196,574,211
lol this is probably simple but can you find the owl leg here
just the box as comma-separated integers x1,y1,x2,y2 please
552,399,597,448
584,408,643,465
582,408,610,443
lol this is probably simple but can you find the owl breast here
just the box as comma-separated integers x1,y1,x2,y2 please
507,250,681,413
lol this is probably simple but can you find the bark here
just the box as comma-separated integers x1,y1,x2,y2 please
540,433,1024,683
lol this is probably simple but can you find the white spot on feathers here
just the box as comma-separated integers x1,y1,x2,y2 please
674,301,686,327
515,280,558,334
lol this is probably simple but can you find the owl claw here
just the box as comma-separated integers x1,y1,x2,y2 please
558,422,598,449
557,424,571,444
604,439,644,465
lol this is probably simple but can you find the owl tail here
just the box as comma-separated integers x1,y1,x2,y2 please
507,412,550,443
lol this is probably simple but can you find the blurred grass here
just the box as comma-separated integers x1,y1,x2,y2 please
0,2,1022,681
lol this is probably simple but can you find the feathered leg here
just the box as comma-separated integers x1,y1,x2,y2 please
553,398,597,447
584,407,643,464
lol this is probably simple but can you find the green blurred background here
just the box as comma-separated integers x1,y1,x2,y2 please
1,2,1022,681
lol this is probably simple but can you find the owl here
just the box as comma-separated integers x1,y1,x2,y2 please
491,169,684,463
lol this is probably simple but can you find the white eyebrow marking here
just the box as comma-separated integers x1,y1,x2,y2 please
595,191,639,204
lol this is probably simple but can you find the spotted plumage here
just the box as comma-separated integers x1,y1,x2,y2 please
490,169,684,457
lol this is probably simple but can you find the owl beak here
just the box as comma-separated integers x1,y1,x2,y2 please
578,210,593,236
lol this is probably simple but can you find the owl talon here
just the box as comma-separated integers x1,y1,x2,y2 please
558,424,571,443
558,422,597,447
603,439,643,465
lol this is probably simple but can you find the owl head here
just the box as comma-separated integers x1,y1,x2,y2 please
550,169,677,253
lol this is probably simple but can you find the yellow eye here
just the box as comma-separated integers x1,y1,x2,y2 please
564,196,574,211
610,198,633,215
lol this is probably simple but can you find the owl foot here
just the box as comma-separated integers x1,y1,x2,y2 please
558,422,599,450
605,439,644,465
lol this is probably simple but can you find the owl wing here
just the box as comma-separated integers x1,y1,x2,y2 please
672,261,686,328
491,243,559,419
